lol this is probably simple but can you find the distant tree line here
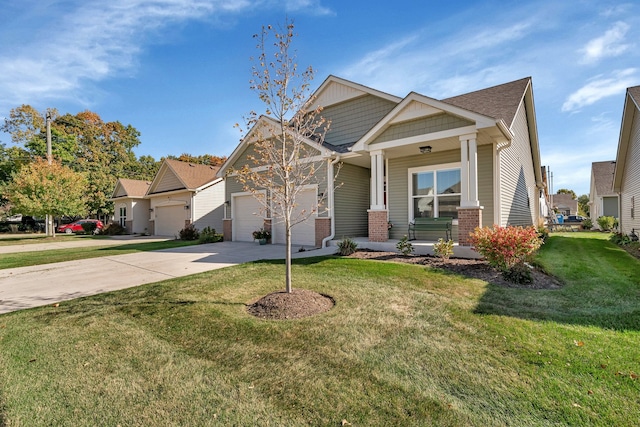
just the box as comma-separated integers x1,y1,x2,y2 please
0,104,226,220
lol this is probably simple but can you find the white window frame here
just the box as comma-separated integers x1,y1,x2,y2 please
408,162,461,225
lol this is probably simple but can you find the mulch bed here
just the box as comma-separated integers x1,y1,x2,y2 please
246,249,562,321
347,250,563,290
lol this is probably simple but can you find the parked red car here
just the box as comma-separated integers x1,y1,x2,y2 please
57,219,104,234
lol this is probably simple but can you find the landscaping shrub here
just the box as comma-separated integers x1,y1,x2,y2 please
597,216,616,231
179,224,200,241
470,225,543,283
433,238,454,260
582,217,593,229
336,237,357,256
81,221,98,235
199,227,223,244
100,222,128,236
610,232,632,246
396,235,414,256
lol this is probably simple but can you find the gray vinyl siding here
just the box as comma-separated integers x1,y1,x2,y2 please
153,170,183,193
225,177,245,218
619,106,640,234
372,114,474,145
334,163,370,238
499,102,537,227
387,147,494,241
322,95,397,147
602,196,619,218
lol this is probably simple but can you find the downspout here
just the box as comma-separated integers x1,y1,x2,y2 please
322,154,341,248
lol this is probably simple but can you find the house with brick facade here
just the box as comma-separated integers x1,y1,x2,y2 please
613,86,640,236
218,75,544,247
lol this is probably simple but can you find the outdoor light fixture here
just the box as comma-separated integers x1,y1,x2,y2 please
419,145,432,154
184,205,190,210
149,208,154,213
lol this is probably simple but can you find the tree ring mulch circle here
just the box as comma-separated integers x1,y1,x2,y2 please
247,289,334,320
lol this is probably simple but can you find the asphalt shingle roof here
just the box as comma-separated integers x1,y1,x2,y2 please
440,77,531,127
164,159,220,189
591,161,616,195
116,178,151,198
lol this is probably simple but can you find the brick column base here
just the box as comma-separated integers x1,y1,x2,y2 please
457,206,483,246
223,219,232,242
368,209,389,242
315,217,331,248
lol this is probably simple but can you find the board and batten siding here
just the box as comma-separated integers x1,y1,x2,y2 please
499,102,538,227
334,163,370,238
193,181,225,233
619,106,640,234
371,113,474,145
322,95,397,147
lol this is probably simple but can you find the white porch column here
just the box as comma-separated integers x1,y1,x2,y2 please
370,150,385,210
460,133,479,207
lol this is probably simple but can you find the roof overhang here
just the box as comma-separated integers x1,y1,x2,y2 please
613,89,639,192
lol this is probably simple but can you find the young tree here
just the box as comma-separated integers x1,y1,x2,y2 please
6,159,87,235
578,194,590,217
234,21,331,293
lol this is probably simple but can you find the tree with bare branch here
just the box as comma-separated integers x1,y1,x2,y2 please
234,21,333,293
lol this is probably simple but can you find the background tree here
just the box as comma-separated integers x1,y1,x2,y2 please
168,153,228,166
2,106,155,218
578,194,590,217
235,21,331,293
6,159,87,235
556,188,577,199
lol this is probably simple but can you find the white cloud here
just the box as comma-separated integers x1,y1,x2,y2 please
561,68,637,112
284,0,334,16
580,21,631,64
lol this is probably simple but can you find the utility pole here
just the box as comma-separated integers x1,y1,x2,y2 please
46,112,53,236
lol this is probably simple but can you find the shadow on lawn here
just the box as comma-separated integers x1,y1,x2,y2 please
474,235,640,331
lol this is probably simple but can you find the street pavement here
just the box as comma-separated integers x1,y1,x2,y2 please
0,239,336,315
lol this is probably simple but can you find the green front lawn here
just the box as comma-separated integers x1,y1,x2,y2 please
0,239,200,269
0,233,639,425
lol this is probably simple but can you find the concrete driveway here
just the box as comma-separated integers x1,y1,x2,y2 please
0,240,335,315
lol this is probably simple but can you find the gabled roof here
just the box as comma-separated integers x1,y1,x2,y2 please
312,75,402,108
613,86,640,191
441,77,531,127
217,115,333,177
111,178,151,199
591,161,616,196
149,159,221,195
552,193,578,209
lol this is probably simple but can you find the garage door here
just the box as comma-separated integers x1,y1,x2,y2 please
155,205,186,236
233,195,265,242
272,189,316,247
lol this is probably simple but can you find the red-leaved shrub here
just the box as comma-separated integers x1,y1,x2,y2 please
470,225,543,272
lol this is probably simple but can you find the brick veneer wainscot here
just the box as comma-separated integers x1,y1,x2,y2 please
368,210,389,242
457,207,483,246
315,218,331,248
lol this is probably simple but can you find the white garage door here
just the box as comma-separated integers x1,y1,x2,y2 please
273,189,316,247
155,205,186,236
233,195,265,242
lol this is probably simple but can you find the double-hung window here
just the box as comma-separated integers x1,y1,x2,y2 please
409,163,461,222
119,206,127,227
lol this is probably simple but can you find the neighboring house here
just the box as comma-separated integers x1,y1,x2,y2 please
589,161,618,225
110,178,151,234
218,75,544,247
551,193,578,216
613,86,640,236
146,159,225,236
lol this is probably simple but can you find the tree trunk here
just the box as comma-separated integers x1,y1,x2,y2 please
285,218,292,293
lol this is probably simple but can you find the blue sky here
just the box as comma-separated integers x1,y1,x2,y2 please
1,0,639,196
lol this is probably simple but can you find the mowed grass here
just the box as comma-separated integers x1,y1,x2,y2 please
0,233,639,426
0,239,199,269
0,234,108,245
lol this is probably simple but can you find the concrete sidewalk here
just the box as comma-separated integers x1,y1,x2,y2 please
0,241,336,315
